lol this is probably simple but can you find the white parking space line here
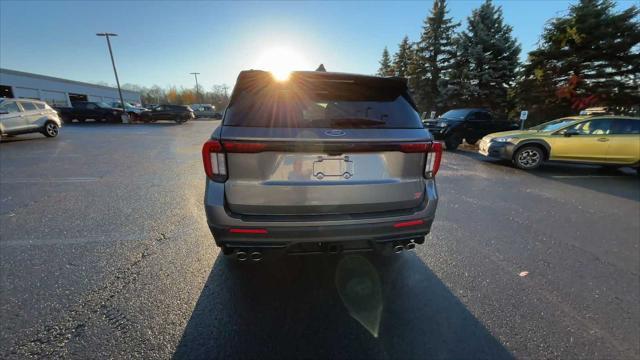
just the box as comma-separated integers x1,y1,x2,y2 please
550,175,624,179
0,177,100,184
0,154,83,159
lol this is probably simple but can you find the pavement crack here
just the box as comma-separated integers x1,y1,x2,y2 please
6,232,165,359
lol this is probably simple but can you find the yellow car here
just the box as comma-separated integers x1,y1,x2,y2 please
478,116,640,170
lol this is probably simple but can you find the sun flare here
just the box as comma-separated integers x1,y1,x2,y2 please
254,46,310,81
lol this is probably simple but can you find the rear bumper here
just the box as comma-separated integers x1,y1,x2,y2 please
204,179,438,251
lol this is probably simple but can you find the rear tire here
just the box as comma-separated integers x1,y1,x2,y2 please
42,121,59,138
513,145,543,170
175,116,187,124
444,135,461,151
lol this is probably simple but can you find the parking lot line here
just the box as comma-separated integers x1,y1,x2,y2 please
0,177,100,184
550,175,626,179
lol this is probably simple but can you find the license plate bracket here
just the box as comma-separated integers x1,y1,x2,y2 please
313,156,354,179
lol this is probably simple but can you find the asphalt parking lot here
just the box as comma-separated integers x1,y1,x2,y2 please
0,121,638,359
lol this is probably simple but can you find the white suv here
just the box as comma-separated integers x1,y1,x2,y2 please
0,98,62,138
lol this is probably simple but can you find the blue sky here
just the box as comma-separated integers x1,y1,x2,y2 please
0,0,635,90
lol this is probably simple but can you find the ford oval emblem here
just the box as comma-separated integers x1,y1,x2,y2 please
325,129,346,137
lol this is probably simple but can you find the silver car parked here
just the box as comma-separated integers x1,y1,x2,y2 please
203,70,442,261
0,98,62,138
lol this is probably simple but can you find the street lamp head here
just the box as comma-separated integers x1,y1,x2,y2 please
96,33,118,37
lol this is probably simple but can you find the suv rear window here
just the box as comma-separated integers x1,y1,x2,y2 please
224,72,423,129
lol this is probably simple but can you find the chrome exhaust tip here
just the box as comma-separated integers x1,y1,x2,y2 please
236,251,248,261
405,242,416,251
250,251,263,262
393,245,404,253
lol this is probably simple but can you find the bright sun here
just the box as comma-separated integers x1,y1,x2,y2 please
254,47,310,81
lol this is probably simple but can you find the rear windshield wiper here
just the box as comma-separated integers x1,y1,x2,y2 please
310,117,387,128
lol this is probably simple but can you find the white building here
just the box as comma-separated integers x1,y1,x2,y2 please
0,68,141,107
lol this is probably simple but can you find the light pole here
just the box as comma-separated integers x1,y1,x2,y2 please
190,72,201,103
96,32,129,123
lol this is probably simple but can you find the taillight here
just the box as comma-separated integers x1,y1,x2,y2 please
202,140,227,182
425,141,443,178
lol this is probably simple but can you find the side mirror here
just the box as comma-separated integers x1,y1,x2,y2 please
564,129,580,137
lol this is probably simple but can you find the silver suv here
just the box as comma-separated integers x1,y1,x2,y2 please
0,98,62,138
203,70,441,260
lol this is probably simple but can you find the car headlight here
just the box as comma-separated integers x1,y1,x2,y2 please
492,137,515,143
437,121,447,127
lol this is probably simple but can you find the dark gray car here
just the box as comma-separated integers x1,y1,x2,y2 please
203,70,441,261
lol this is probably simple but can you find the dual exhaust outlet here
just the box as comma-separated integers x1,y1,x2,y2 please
234,241,415,260
393,241,416,253
236,251,262,262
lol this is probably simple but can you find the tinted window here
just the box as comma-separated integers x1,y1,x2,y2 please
0,101,21,113
225,76,422,129
86,103,98,110
34,102,45,110
19,101,37,111
469,112,491,121
73,102,86,109
610,119,640,134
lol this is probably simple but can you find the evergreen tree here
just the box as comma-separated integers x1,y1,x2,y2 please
377,47,394,76
414,0,459,113
393,36,413,78
519,0,639,123
438,36,473,109
457,0,521,116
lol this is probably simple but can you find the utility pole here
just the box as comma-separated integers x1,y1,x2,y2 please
190,72,201,103
96,32,129,123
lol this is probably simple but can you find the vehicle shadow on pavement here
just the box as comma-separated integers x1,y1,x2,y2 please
0,135,50,143
454,148,639,202
173,253,513,360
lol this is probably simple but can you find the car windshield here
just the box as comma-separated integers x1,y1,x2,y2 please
439,109,471,120
224,73,422,128
529,118,578,132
